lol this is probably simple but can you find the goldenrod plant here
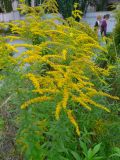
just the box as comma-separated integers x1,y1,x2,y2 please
1,0,119,135
0,35,17,73
0,1,120,159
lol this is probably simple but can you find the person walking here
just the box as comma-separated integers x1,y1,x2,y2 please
101,14,110,37
94,15,102,35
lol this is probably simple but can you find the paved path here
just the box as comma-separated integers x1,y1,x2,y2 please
9,39,27,57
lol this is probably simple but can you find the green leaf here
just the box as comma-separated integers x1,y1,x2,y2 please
71,150,81,160
114,147,120,154
80,141,88,157
87,143,101,159
110,147,120,158
92,143,101,155
58,140,68,154
110,153,120,157
87,148,93,159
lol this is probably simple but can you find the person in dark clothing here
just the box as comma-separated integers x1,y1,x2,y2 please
101,14,110,37
94,15,102,35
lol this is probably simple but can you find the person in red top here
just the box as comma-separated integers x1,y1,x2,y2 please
101,14,110,37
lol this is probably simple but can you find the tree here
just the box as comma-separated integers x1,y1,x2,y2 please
56,0,79,18
96,0,108,11
57,0,96,18
0,0,13,13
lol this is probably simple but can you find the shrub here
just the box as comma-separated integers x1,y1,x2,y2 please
113,4,120,56
0,0,119,159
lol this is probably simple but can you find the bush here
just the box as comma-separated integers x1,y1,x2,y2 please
113,4,120,56
0,0,120,159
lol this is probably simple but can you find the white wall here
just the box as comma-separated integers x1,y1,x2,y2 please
0,0,20,22
0,11,20,22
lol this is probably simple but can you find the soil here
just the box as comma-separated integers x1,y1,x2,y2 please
0,99,22,160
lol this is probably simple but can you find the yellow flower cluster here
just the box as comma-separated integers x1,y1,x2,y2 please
21,96,52,109
67,110,80,136
55,102,62,120
26,73,40,90
4,1,119,136
0,36,17,70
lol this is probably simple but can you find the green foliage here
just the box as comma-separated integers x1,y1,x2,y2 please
57,0,79,18
96,0,107,11
80,141,102,160
114,23,120,55
110,147,120,158
113,4,120,56
0,68,120,159
0,1,120,160
0,117,4,134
